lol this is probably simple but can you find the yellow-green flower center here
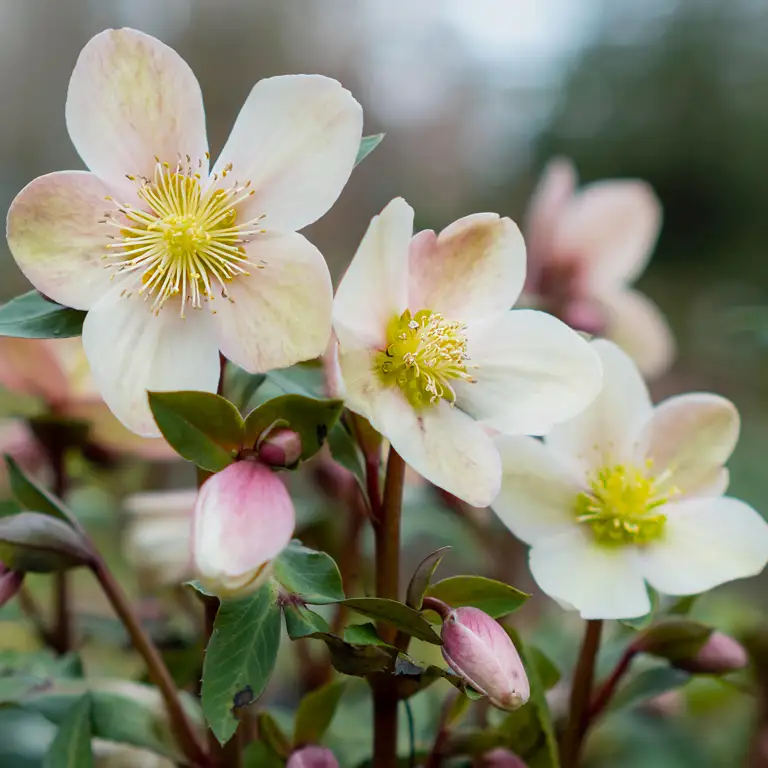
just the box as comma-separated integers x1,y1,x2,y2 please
103,157,266,316
375,309,476,408
575,463,673,546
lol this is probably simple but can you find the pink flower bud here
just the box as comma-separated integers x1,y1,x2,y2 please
286,746,340,768
258,428,302,468
440,607,529,711
481,748,529,767
673,632,748,675
192,460,295,599
0,563,23,607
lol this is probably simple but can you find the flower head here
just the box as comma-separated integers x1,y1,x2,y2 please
7,28,363,436
287,746,340,768
492,340,768,619
332,198,602,506
524,158,673,378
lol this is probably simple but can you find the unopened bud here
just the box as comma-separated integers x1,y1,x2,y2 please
0,563,23,607
258,429,302,468
440,606,529,711
286,746,340,768
481,748,529,767
673,632,748,675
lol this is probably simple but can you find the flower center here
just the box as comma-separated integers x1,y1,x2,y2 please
103,157,266,316
375,309,476,408
575,462,673,546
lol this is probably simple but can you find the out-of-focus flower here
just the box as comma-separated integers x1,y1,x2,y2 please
333,197,602,506
0,562,23,606
672,631,748,675
524,158,674,378
123,489,196,588
7,28,363,437
481,749,529,768
287,746,340,768
192,460,294,598
440,606,529,711
492,339,768,620
257,427,302,468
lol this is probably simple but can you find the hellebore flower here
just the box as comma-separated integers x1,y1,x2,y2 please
492,339,768,619
287,746,340,768
332,198,602,506
524,158,674,378
7,28,363,436
192,459,295,599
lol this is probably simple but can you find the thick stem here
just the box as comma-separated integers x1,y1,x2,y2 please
561,619,603,768
588,646,638,722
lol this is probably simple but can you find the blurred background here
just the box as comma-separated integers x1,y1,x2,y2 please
0,1,767,765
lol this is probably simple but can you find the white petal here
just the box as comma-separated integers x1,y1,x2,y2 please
7,171,119,310
333,198,413,349
529,529,651,619
407,214,525,321
82,287,220,436
492,435,584,545
546,339,651,469
212,232,332,373
455,310,603,436
640,498,768,595
66,29,208,193
212,75,362,233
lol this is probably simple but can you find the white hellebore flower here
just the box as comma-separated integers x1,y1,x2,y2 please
492,340,768,620
6,28,363,436
332,198,603,506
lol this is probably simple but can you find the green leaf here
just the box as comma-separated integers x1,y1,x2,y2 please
243,394,344,463
222,363,267,413
257,711,291,759
43,693,93,768
621,587,660,630
343,623,392,647
327,419,367,491
293,680,346,747
610,666,691,711
273,541,344,604
148,391,244,471
406,547,450,609
341,598,441,644
667,595,699,616
202,583,282,744
0,292,86,339
321,635,397,677
6,456,72,523
243,741,283,768
529,646,561,692
283,604,331,640
355,134,385,167
425,576,529,618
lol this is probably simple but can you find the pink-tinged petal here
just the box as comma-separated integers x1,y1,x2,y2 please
212,74,362,233
545,339,651,469
600,289,675,379
66,28,208,193
212,232,332,373
407,214,525,321
455,310,602,436
0,338,68,404
635,393,738,499
287,747,340,768
492,435,584,545
192,461,295,598
333,198,413,349
639,498,768,595
554,180,661,287
7,171,118,310
529,529,650,619
82,287,220,437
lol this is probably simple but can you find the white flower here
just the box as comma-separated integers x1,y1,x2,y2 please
332,198,602,507
492,339,768,620
6,28,363,436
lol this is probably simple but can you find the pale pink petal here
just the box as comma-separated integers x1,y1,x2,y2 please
0,421,44,493
455,310,602,436
335,346,386,428
639,498,768,595
7,171,118,310
0,338,68,404
82,287,220,437
66,28,208,194
211,232,331,373
212,75,362,233
407,214,525,321
545,339,651,469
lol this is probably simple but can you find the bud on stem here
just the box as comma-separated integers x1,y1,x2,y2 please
287,745,340,768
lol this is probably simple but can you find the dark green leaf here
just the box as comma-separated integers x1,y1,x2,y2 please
202,583,282,744
426,576,529,618
43,693,92,768
322,635,397,677
341,598,441,645
223,363,267,413
6,456,72,523
637,619,713,662
273,541,344,604
343,623,392,647
257,711,291,759
243,741,283,768
528,646,561,692
610,667,691,711
355,134,385,167
327,419,367,491
148,391,243,471
0,292,86,339
283,603,331,640
265,367,324,398
293,680,346,747
406,547,450,609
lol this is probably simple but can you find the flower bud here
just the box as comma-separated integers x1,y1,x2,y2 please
0,562,23,607
192,460,295,599
481,748,529,767
672,631,748,675
286,746,340,768
440,606,529,711
258,428,302,468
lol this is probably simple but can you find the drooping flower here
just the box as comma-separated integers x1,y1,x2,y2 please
524,158,674,378
332,198,602,506
192,459,295,599
7,28,363,436
492,339,768,620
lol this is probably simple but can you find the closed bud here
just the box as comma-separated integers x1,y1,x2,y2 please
673,631,748,675
286,746,340,768
258,428,302,468
192,460,295,599
440,606,529,711
481,748,529,767
0,562,23,607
